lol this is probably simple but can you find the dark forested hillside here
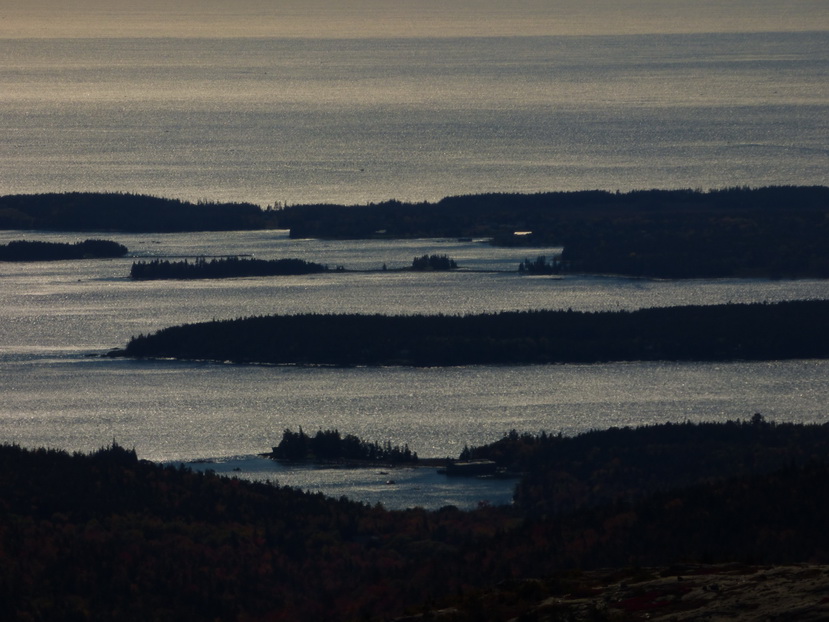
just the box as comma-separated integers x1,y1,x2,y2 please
0,192,266,232
462,417,829,517
115,300,829,366
4,420,829,620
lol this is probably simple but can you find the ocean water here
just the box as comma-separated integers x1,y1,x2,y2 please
2,28,828,508
1,31,826,206
2,232,829,508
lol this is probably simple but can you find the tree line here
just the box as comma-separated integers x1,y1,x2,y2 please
113,300,829,366
518,255,561,274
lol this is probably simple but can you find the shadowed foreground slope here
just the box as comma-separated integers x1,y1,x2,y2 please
4,420,829,620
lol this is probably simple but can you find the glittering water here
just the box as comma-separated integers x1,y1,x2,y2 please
2,27,827,506
2,231,829,508
1,32,826,206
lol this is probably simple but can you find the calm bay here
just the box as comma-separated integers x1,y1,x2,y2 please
2,231,828,507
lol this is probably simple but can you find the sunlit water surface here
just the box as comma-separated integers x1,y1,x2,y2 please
2,231,829,508
1,32,826,205
2,28,828,508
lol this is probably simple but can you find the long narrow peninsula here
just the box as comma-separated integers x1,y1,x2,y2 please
111,300,829,366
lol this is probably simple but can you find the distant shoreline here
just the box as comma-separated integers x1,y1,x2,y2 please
4,186,829,279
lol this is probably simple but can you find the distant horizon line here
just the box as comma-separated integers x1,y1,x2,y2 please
3,28,826,41
3,0,826,41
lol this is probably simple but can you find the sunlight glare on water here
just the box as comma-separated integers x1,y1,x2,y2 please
0,32,826,205
2,232,829,507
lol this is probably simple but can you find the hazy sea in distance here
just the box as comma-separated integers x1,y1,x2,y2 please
0,31,826,206
1,30,828,508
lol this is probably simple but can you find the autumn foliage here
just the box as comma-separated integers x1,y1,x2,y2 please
4,420,829,620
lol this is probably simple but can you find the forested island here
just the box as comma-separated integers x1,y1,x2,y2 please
112,300,829,366
0,238,128,261
128,254,459,280
411,253,458,271
130,256,329,280
269,428,417,464
4,418,829,620
3,186,829,278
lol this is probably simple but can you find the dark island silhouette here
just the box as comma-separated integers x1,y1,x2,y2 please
4,417,829,620
128,253,460,280
0,238,128,261
269,427,417,464
410,253,458,271
0,191,264,232
130,256,330,280
4,186,829,278
274,185,829,278
111,300,829,366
